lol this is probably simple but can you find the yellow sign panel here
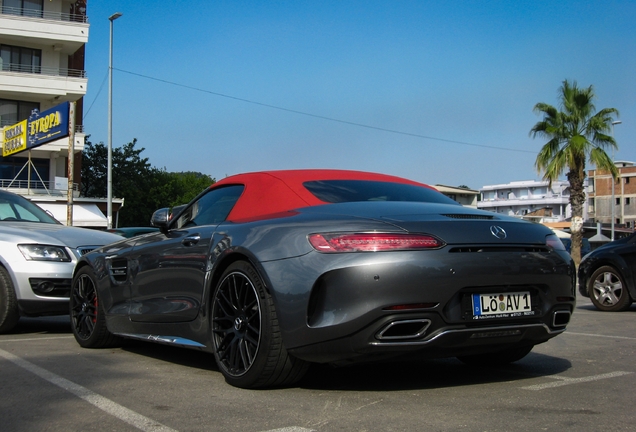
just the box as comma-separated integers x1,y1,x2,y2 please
2,120,28,157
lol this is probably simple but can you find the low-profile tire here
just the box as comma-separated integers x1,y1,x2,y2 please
211,261,309,389
457,345,534,366
70,266,120,348
0,267,20,334
588,266,633,312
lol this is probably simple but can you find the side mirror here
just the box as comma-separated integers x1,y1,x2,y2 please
150,208,170,230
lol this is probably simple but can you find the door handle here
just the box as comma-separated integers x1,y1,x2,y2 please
182,235,200,246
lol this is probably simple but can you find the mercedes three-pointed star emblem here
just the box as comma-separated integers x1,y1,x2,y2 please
490,225,507,239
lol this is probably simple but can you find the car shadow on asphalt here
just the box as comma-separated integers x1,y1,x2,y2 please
119,339,571,391
6,317,574,392
3,299,612,391
9,315,72,335
576,303,636,312
298,353,572,391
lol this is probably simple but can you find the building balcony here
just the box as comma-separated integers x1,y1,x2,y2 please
1,179,79,197
0,65,87,99
478,195,570,208
1,6,87,23
0,7,88,54
1,63,85,78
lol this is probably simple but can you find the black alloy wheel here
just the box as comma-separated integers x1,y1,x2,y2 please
588,266,633,312
70,266,120,348
211,261,308,388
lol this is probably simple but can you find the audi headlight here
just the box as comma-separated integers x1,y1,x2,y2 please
18,244,71,262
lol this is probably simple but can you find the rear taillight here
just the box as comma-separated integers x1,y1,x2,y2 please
545,234,566,251
308,233,445,253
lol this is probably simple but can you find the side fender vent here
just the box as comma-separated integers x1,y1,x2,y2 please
109,259,128,282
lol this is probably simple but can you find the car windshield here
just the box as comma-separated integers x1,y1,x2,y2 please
303,180,459,205
0,191,61,224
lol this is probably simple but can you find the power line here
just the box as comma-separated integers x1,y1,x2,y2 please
114,67,537,155
84,69,108,119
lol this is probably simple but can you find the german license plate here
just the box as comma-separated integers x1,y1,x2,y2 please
472,292,533,319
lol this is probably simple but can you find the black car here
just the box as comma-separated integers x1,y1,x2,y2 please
579,233,636,311
70,170,575,388
560,237,592,257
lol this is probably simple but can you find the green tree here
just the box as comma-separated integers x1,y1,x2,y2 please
161,171,216,207
81,138,215,227
530,80,619,265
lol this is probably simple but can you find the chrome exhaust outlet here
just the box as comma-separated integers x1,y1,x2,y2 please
553,310,571,327
376,319,431,340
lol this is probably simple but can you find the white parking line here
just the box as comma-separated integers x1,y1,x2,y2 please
565,331,636,341
260,428,316,432
0,348,178,432
522,371,633,391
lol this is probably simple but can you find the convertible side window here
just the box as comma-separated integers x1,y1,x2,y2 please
175,185,244,228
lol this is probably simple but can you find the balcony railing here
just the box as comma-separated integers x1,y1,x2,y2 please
1,6,88,23
0,63,86,78
1,180,79,195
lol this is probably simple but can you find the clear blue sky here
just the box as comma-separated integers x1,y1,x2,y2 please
82,0,636,190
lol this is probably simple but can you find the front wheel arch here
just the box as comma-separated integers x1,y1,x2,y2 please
210,260,308,388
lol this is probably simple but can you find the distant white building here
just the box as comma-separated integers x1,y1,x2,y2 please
478,180,580,222
435,184,479,208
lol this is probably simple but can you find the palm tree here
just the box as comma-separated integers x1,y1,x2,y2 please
530,80,619,265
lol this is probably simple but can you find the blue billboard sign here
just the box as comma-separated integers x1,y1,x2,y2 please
27,101,70,150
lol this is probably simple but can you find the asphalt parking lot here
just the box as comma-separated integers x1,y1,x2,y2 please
1,292,634,432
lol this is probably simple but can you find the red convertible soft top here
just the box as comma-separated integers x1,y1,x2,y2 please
210,169,435,222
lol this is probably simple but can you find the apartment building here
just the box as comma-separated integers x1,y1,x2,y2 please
478,179,574,222
0,0,118,227
587,161,636,228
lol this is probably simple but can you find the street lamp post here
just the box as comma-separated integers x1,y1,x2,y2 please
107,12,123,229
610,120,622,241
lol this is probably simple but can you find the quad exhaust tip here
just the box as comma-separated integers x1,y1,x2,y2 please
376,319,431,340
553,310,571,327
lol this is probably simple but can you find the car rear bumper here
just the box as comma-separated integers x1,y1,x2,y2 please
263,248,575,363
288,310,570,364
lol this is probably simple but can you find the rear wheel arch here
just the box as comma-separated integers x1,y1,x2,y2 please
209,259,308,388
209,251,274,299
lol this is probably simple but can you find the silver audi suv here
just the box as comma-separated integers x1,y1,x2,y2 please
0,189,121,333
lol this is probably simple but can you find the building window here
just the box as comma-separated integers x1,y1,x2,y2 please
1,0,43,18
616,198,621,205
626,178,631,184
0,156,50,187
627,198,631,205
0,44,42,74
0,99,39,127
